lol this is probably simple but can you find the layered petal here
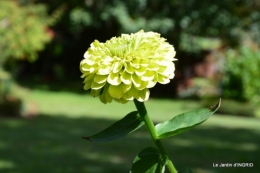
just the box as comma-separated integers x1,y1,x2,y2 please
80,30,177,104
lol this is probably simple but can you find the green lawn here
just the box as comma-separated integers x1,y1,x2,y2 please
0,88,260,173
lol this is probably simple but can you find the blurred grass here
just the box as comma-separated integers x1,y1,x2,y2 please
15,87,202,122
0,88,260,173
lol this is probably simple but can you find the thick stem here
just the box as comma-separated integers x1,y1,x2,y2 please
134,99,177,173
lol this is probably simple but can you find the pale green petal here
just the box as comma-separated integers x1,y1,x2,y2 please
158,62,175,79
122,83,132,93
169,71,175,79
113,62,123,73
142,70,155,81
90,89,101,97
83,82,91,90
157,66,167,74
89,67,96,73
124,87,138,99
105,89,113,103
131,58,140,67
147,80,156,88
99,84,112,104
131,73,142,87
84,58,95,66
84,74,95,82
80,63,91,72
135,81,148,90
114,98,129,104
107,72,121,85
147,62,159,71
137,89,150,102
166,63,175,79
98,66,112,75
113,83,132,94
99,90,107,104
121,70,131,84
122,92,134,100
157,74,170,84
103,56,114,65
83,51,91,59
108,85,124,99
147,73,158,88
125,64,135,74
155,59,169,66
165,49,176,61
92,40,100,47
94,75,107,84
80,72,89,78
91,81,106,89
135,66,147,76
140,59,150,66
130,63,140,69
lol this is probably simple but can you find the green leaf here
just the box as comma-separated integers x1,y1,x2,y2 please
131,147,165,173
82,111,144,142
155,99,221,139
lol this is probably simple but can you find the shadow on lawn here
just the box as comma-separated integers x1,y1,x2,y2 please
0,115,259,173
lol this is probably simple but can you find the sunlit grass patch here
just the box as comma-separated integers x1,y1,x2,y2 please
1,88,259,173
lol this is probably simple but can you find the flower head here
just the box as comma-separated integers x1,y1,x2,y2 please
80,30,177,104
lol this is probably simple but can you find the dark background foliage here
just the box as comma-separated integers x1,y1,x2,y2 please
1,1,260,172
1,0,260,111
11,0,259,99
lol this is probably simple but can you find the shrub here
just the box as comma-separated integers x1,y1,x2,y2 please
0,1,63,117
222,46,260,104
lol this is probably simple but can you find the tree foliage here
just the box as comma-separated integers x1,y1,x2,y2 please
0,1,63,64
62,0,260,51
223,46,260,104
0,1,63,116
2,0,260,101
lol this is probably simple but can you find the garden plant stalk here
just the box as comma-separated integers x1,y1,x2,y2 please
134,99,177,173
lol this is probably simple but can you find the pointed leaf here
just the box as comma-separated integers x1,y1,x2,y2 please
131,147,165,173
83,111,144,142
155,99,221,139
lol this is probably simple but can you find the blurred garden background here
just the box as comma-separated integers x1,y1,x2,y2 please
0,0,260,173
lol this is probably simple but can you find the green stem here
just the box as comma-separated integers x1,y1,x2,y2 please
134,99,177,173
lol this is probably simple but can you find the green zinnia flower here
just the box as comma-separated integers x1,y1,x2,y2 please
80,30,177,104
